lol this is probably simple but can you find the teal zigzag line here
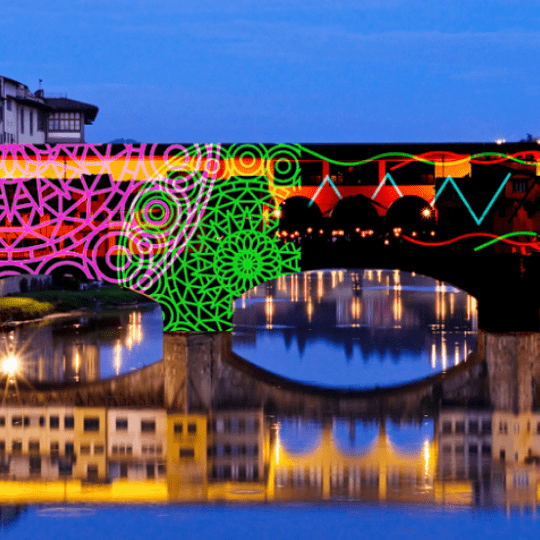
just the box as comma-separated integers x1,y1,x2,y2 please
371,173,403,200
431,173,511,226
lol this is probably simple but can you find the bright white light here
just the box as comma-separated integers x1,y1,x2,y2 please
2,355,18,376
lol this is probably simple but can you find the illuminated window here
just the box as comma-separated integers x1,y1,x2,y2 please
48,112,81,132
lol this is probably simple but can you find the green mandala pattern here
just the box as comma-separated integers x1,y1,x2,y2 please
118,144,302,332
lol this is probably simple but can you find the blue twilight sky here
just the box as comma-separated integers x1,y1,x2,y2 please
4,0,540,143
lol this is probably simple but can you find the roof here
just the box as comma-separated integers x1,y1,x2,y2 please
44,97,99,124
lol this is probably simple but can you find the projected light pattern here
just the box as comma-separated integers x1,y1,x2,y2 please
0,143,537,331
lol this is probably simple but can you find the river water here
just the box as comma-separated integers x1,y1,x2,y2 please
0,270,538,539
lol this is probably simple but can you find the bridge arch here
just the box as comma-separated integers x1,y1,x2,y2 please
384,195,435,233
330,195,379,232
278,196,322,234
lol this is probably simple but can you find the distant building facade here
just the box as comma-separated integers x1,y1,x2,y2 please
0,75,98,144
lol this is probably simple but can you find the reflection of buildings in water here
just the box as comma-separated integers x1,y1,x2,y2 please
0,402,537,508
437,409,540,509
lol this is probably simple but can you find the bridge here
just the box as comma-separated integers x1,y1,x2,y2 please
0,142,539,333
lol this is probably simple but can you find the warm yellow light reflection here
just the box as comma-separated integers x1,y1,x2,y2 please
114,339,121,376
265,296,274,329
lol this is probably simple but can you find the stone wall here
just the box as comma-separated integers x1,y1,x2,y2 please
0,275,52,296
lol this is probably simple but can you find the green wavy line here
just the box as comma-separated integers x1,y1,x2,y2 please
474,231,539,251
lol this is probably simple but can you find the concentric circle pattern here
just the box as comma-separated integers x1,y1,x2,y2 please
0,143,302,331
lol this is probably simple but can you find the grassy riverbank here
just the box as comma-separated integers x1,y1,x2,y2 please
0,286,156,324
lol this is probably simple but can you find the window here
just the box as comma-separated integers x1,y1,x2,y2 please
187,423,197,434
455,421,465,434
174,423,183,434
39,416,45,427
469,444,478,454
48,112,81,132
28,441,40,453
38,111,45,132
94,445,104,455
6,100,11,111
481,444,492,456
442,421,452,434
29,111,33,136
179,448,195,459
0,441,4,453
513,179,527,193
481,421,492,434
141,420,155,433
468,421,479,434
50,442,59,457
50,416,59,429
0,417,4,427
20,108,24,134
12,417,23,427
65,442,74,455
80,445,91,455
64,416,74,430
120,463,128,478
146,464,155,479
499,422,507,434
12,441,22,454
84,417,100,432
116,418,128,431
29,456,41,475
87,464,98,481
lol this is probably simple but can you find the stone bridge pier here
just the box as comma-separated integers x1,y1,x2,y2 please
162,331,231,411
483,330,540,413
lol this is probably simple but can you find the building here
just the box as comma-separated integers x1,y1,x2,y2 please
0,75,98,144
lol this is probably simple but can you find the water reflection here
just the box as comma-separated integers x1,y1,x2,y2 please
0,326,534,512
0,306,162,383
233,270,478,388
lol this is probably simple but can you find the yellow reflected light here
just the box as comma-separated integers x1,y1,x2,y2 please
421,207,432,219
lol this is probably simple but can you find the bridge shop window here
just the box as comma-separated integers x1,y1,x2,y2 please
512,179,528,193
84,417,100,432
64,416,74,430
141,420,156,433
116,418,128,431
